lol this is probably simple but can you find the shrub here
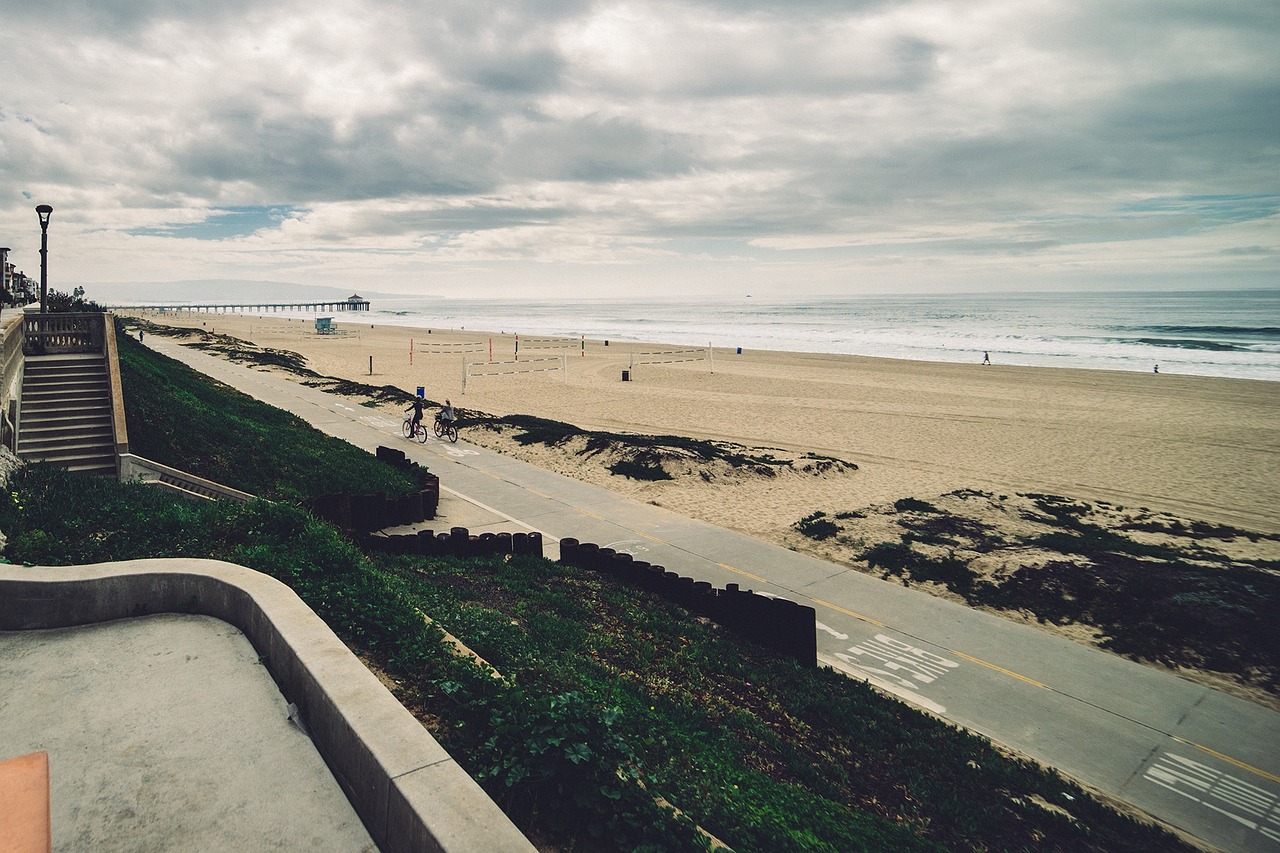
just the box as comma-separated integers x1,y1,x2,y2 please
795,511,839,541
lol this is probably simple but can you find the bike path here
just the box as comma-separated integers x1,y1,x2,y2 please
144,337,1280,852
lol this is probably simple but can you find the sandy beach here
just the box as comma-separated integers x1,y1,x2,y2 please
125,310,1279,539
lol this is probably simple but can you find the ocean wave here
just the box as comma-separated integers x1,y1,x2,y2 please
1133,338,1248,352
1137,325,1280,340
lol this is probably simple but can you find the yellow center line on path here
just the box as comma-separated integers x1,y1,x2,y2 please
811,598,887,628
715,562,770,584
639,532,669,545
1172,736,1280,785
947,650,1050,690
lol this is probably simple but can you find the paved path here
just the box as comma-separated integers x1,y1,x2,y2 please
145,336,1280,852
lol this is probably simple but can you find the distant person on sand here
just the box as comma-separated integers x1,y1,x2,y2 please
1154,364,1159,374
982,351,991,365
138,330,144,342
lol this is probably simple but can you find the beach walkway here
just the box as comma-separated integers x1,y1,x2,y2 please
144,336,1280,853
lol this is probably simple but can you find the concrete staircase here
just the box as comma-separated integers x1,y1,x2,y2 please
17,353,116,475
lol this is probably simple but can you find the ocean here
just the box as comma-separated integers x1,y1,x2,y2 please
213,288,1280,383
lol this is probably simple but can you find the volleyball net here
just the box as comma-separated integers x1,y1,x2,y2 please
629,346,713,372
462,355,567,393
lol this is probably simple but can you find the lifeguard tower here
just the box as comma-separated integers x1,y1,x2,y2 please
315,317,334,334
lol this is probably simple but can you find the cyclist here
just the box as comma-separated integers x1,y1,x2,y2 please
406,397,425,435
438,399,456,429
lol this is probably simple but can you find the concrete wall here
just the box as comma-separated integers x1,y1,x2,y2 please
0,559,536,853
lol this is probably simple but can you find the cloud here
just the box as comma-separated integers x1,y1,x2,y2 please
0,0,1275,296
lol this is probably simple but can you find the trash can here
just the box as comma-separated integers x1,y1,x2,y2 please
736,347,742,354
621,370,630,382
416,386,425,398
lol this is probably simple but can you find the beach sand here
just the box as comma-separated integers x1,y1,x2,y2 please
131,310,1280,538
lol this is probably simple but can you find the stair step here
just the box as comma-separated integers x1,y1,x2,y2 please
20,407,111,420
23,449,116,468
17,422,111,440
19,441,115,457
22,390,109,400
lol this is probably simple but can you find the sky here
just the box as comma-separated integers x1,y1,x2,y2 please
1,0,1277,300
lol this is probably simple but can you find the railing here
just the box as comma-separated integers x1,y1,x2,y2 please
102,316,130,460
0,315,24,450
22,312,105,355
118,454,256,503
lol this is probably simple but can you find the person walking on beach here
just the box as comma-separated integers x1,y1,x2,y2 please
982,351,991,365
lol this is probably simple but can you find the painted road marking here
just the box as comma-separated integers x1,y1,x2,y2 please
820,653,947,715
832,633,961,694
715,562,769,584
360,415,399,430
948,649,1050,690
604,540,651,556
1144,752,1280,843
816,622,849,640
1172,737,1280,786
438,485,559,542
812,598,886,628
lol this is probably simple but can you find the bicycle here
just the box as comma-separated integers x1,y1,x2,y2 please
434,413,458,443
402,413,428,443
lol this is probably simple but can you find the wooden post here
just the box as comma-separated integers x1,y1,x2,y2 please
369,355,373,375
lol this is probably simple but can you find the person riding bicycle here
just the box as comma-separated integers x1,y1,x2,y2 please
406,397,425,434
438,399,456,429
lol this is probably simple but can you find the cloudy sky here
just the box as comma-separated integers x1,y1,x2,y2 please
2,0,1277,299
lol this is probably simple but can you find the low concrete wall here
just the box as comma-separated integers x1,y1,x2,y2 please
0,559,535,853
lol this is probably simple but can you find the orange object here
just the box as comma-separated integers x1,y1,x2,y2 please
0,751,51,853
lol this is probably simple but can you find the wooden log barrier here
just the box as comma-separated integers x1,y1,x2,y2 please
559,541,816,666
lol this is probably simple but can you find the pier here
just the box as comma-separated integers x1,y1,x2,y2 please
112,294,370,314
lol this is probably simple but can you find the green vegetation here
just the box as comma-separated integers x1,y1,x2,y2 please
116,326,419,501
893,497,939,514
794,511,839,541
1,463,1187,852
46,286,105,313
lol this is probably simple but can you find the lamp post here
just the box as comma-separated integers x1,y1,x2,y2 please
0,247,9,313
36,204,53,314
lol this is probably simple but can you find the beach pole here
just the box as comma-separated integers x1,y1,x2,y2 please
709,343,714,374
515,333,519,362
489,337,493,363
369,355,373,376
461,356,468,394
410,338,413,366
581,335,585,357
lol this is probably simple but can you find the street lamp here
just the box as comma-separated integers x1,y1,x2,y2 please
0,247,9,309
36,204,53,314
